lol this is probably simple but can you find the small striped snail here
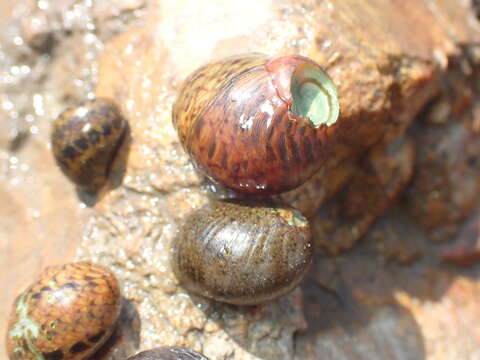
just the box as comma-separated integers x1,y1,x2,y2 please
171,199,313,305
51,98,127,190
172,53,340,195
127,346,209,360
6,262,122,360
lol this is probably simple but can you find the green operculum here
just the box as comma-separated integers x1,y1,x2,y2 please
290,63,339,128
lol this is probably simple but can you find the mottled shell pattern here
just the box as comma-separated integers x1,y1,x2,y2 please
127,346,210,360
173,53,339,194
6,262,122,360
51,98,127,189
171,199,313,305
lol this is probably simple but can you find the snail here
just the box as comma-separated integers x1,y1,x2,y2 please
172,53,340,195
127,346,209,360
171,199,313,305
51,98,127,189
6,262,122,360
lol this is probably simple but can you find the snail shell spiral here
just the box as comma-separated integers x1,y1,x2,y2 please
51,98,127,189
171,199,313,305
173,53,340,195
6,262,121,360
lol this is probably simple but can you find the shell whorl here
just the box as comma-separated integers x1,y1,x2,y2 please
172,53,340,194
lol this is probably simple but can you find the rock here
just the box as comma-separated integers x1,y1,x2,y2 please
92,0,146,21
362,205,426,265
438,210,480,266
297,244,480,359
312,137,415,254
405,51,480,242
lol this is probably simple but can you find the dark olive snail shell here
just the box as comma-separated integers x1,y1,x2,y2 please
51,98,127,189
127,346,209,360
6,262,122,360
171,199,313,305
172,53,340,195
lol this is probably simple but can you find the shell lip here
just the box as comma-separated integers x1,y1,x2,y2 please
267,55,340,129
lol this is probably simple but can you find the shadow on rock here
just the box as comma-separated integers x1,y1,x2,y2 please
296,201,480,360
192,288,307,360
93,297,141,360
297,254,428,360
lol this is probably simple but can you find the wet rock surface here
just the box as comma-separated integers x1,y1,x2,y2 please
1,1,480,360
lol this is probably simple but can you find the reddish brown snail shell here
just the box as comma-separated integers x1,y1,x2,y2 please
172,53,340,195
6,262,122,360
51,98,127,190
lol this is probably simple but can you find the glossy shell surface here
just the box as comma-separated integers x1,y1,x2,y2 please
6,262,122,360
127,346,209,360
51,98,127,189
171,199,313,305
173,53,339,194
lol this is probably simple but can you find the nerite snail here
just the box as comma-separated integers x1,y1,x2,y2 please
6,262,122,360
127,346,209,360
172,53,340,195
51,98,127,190
171,199,313,305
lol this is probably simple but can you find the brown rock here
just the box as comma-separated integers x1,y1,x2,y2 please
312,137,415,254
365,210,426,265
405,53,480,242
439,210,480,266
297,244,480,359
